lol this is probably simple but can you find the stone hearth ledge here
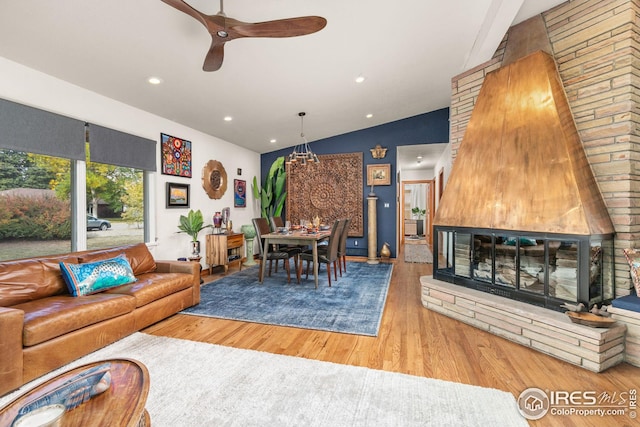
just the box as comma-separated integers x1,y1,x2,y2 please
608,304,640,368
421,276,626,372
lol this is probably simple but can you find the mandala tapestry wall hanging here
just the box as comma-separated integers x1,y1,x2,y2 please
286,152,363,237
161,133,192,177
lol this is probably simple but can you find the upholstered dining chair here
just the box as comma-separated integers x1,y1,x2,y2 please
298,219,345,287
252,218,300,283
336,218,351,276
268,216,305,272
269,215,285,231
313,218,345,259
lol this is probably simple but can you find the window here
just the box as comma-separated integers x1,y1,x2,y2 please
0,99,156,260
0,150,72,260
86,161,144,250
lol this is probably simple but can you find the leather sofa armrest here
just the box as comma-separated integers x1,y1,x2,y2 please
0,307,25,396
155,260,201,305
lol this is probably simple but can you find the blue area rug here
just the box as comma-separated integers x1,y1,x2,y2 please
181,261,393,336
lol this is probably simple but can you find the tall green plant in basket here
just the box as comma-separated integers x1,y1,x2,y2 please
252,156,286,219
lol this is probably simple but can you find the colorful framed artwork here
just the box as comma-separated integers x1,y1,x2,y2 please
161,133,192,177
367,163,391,186
234,179,246,208
166,182,190,208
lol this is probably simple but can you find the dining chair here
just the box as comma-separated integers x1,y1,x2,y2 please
252,218,300,283
298,219,345,286
337,218,351,276
312,218,344,258
268,216,305,272
269,215,285,231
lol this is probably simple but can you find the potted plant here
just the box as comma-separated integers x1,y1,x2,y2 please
252,156,287,219
411,207,426,219
177,209,212,257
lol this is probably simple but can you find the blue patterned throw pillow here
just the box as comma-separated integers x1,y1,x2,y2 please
60,254,137,297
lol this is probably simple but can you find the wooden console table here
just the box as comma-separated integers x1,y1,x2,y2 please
206,232,245,274
0,358,149,427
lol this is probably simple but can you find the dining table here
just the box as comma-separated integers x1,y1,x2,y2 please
260,229,331,288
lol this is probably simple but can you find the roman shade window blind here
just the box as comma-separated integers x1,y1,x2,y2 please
88,124,156,171
0,98,85,160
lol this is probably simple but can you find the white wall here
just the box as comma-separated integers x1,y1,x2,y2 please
400,168,433,181
433,143,452,211
0,57,261,262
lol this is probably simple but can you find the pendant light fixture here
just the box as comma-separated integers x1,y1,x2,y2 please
286,112,320,165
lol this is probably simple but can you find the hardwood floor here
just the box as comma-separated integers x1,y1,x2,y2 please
144,251,639,427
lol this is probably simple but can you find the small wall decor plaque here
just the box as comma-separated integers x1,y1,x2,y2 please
370,144,388,159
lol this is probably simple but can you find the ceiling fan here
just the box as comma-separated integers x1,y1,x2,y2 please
161,0,327,71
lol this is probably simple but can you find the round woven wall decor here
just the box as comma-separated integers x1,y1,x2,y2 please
202,160,227,199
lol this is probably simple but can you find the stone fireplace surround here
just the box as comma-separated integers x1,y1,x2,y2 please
422,1,640,370
421,276,626,372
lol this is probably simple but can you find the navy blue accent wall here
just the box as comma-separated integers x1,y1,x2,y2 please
260,108,449,258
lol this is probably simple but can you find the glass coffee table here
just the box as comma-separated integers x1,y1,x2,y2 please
0,358,150,427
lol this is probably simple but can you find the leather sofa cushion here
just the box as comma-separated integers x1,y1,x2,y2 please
105,272,193,308
0,255,79,306
78,243,156,276
13,294,136,347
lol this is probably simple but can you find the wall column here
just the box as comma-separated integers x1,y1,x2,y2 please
367,195,379,264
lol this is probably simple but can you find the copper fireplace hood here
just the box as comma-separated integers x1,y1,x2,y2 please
432,51,615,310
434,50,614,236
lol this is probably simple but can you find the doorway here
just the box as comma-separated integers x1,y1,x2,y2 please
400,180,434,245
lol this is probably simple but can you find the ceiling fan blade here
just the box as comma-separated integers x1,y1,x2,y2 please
162,0,327,71
232,16,327,38
161,0,209,29
203,40,226,72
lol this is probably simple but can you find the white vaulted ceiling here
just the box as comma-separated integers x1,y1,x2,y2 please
0,0,566,156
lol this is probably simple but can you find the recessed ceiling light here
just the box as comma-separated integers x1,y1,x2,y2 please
147,77,162,85
366,113,373,119
270,139,277,143
224,116,233,122
417,155,423,160
355,75,365,83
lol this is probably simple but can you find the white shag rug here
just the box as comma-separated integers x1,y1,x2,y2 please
0,333,527,426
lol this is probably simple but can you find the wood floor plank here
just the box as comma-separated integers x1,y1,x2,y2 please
144,252,640,427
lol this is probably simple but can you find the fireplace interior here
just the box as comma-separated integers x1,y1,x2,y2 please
433,228,614,311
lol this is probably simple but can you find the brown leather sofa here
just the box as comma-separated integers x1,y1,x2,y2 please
0,243,200,397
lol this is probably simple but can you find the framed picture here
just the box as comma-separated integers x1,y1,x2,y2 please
161,133,192,177
166,182,190,208
367,163,391,186
234,179,246,207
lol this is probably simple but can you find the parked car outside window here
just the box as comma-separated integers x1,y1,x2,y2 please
87,215,111,231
